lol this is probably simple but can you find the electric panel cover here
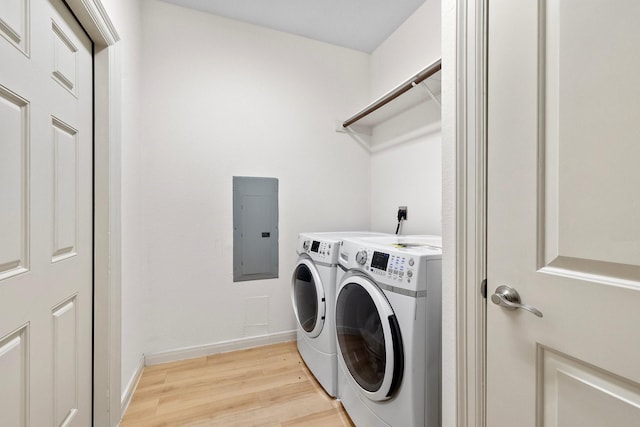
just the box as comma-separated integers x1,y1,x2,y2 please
233,176,279,282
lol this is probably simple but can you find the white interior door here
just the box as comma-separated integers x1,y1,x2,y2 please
487,1,640,426
0,0,93,425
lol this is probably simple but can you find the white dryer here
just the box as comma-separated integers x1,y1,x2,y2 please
335,235,442,426
292,231,387,397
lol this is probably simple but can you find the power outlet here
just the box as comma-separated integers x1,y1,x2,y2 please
397,206,408,221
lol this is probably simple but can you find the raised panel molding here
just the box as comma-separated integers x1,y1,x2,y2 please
0,324,29,426
538,0,640,286
52,20,78,96
52,117,78,262
0,0,29,55
540,347,640,427
0,85,29,281
52,295,79,426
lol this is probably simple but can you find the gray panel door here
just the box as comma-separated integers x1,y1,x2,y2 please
233,176,278,282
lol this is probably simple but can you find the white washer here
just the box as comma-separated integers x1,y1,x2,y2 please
291,231,388,397
335,235,442,426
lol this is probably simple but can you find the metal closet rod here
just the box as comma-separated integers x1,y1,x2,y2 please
342,58,442,128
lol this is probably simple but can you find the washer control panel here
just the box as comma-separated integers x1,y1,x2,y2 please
356,248,415,284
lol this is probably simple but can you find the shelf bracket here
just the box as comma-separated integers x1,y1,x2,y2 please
342,125,372,153
418,81,441,107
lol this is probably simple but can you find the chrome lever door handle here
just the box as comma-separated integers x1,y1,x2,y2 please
491,285,543,318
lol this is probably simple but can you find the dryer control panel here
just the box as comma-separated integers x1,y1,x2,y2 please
298,238,338,263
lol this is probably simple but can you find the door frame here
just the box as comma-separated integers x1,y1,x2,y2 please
444,0,488,426
63,1,121,425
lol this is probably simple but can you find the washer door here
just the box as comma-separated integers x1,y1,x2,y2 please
291,258,326,338
336,274,404,401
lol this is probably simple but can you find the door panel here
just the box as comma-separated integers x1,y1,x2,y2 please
52,295,79,426
0,86,28,280
0,325,28,426
541,0,640,278
0,0,28,54
540,347,640,427
487,1,640,426
52,118,79,262
0,0,93,425
52,20,79,96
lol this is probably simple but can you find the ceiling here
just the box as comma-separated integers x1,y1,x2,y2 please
160,0,426,53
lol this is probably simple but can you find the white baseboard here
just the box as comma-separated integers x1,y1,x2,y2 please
143,330,297,367
120,355,145,419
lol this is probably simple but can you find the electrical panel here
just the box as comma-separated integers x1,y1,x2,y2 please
233,176,279,282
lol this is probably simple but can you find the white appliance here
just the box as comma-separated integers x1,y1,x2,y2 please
291,231,388,397
335,235,442,426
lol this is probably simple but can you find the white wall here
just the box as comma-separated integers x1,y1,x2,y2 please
95,0,147,400
371,0,442,100
137,0,371,355
369,0,442,235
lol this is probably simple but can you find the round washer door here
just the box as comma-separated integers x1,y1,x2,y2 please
291,258,326,338
335,274,404,401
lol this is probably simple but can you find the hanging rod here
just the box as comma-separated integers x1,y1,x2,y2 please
342,58,442,128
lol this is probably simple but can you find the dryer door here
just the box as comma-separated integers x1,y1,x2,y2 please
291,258,326,338
336,274,404,401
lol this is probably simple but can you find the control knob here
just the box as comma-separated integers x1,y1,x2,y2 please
355,250,368,265
407,270,414,278
303,240,310,251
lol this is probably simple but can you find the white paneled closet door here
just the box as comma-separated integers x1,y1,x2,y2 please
0,0,93,425
486,1,640,426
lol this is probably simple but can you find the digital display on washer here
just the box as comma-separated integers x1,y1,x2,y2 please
311,241,320,253
371,251,389,271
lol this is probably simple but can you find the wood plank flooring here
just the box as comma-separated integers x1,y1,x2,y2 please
120,341,355,427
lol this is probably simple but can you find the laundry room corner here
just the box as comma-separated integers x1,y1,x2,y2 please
367,0,443,236
131,0,372,364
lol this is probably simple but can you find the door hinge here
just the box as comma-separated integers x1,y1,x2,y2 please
481,279,487,299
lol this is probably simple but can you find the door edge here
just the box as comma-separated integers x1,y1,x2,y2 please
64,1,121,426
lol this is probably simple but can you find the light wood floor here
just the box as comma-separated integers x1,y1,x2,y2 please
120,341,355,426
